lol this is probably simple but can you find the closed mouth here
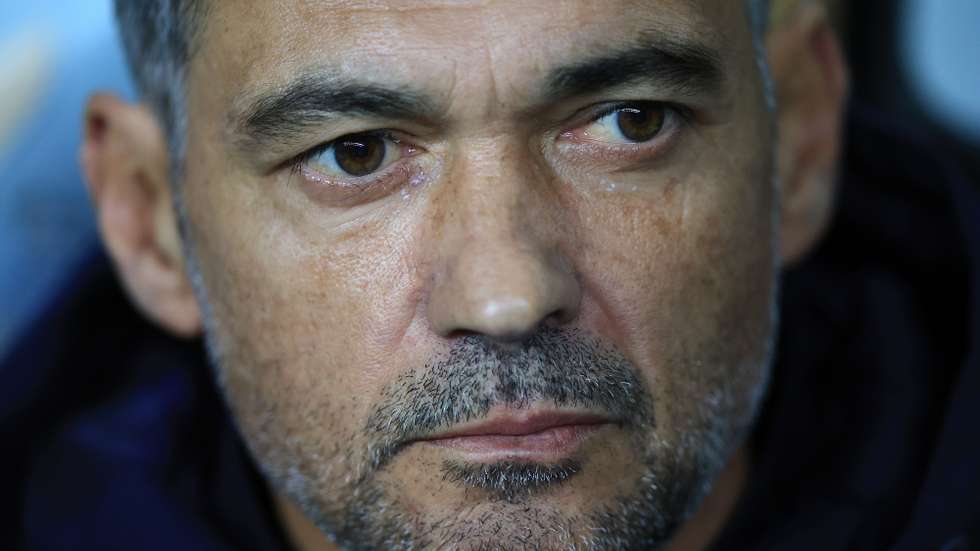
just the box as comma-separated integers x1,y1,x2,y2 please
417,408,612,459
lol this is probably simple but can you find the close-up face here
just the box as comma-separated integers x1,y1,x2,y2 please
175,0,778,548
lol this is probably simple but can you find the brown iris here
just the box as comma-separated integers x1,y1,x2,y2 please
334,134,386,176
615,104,666,143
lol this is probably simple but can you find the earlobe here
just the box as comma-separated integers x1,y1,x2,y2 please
768,2,849,266
81,94,202,337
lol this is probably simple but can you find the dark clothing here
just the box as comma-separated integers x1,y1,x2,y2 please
711,108,980,550
0,256,289,549
3,106,979,550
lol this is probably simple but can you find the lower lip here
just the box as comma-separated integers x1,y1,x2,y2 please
424,423,607,457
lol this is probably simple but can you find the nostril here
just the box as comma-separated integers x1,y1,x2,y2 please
544,305,574,327
444,328,481,341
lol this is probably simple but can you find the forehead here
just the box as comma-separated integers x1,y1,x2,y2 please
193,0,750,102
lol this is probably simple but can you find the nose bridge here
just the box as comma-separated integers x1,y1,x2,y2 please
426,136,580,342
459,138,539,247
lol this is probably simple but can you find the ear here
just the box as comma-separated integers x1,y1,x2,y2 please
80,94,202,337
768,1,849,265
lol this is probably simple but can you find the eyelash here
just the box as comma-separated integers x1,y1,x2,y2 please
289,130,397,173
552,101,692,166
591,101,693,123
571,101,691,142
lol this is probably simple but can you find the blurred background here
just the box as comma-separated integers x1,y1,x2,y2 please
0,0,977,358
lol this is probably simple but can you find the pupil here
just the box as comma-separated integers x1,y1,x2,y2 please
348,143,370,158
625,109,650,126
334,134,385,176
616,106,664,143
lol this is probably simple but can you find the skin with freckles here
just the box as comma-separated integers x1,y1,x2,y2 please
171,1,778,549
84,0,867,548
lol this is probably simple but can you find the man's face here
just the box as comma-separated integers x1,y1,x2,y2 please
180,0,776,548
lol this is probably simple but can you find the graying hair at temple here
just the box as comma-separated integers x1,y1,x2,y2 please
114,0,772,183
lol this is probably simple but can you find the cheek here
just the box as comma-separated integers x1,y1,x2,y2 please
181,171,429,471
578,174,773,340
571,164,775,434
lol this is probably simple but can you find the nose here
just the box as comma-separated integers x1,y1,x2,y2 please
428,240,581,342
426,146,581,343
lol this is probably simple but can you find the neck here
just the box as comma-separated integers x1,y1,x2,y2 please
665,445,751,551
274,493,339,551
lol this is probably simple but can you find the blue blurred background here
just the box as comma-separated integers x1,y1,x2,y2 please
1,2,134,357
0,0,977,358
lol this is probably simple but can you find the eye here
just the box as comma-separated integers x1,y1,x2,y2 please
289,131,427,208
581,102,672,144
303,132,402,178
613,105,666,142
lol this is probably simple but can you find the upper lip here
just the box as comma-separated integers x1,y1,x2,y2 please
418,409,612,441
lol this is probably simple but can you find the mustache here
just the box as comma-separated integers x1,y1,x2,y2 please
363,327,654,471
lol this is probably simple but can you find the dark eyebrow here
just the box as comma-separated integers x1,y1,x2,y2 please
231,73,442,151
544,37,725,102
231,37,724,154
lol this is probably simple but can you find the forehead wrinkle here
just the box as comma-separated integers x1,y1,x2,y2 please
291,0,502,36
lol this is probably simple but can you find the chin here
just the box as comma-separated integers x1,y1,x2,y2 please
279,423,709,551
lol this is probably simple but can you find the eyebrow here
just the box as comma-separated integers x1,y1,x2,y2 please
232,74,442,152
543,37,725,103
230,36,725,153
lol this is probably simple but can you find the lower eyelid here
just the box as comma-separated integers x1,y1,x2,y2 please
296,156,421,207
